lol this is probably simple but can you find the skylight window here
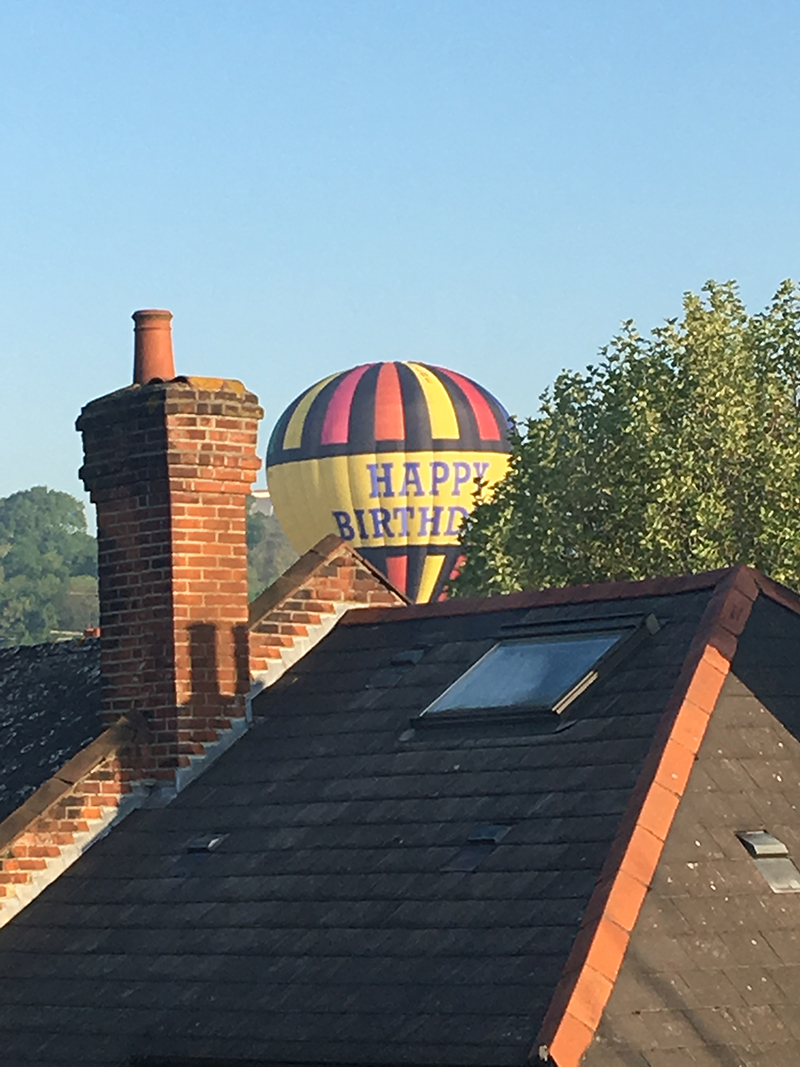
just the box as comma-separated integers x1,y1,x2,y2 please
421,629,629,720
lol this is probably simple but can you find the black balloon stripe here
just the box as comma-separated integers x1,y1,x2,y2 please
426,366,481,450
267,362,511,466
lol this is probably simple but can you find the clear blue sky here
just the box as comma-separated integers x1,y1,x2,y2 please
2,1,799,510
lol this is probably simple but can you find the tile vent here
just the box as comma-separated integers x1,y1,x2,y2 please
736,831,800,893
736,830,789,858
187,834,228,854
441,824,513,872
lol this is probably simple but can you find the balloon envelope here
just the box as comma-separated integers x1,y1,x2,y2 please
267,361,511,602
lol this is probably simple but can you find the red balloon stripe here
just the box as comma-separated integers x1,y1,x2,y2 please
434,366,501,441
385,554,408,596
320,364,374,445
374,362,406,441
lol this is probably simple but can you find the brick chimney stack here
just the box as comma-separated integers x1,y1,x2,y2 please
77,312,263,786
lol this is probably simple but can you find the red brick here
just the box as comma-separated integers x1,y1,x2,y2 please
288,612,322,626
78,380,262,784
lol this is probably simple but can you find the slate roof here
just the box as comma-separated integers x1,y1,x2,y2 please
584,591,800,1066
0,577,724,1066
0,638,101,823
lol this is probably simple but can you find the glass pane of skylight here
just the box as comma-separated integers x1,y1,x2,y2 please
424,632,625,715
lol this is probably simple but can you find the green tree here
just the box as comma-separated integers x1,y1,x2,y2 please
0,487,98,646
0,488,299,646
247,500,298,600
455,280,800,596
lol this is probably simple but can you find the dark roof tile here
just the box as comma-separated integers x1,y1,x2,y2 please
0,639,101,822
0,581,726,1065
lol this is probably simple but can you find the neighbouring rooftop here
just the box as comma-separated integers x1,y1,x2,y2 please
3,566,800,1065
0,638,101,822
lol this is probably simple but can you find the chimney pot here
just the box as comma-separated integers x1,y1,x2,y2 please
132,309,176,384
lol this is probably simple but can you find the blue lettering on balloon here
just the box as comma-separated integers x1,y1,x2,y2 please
452,461,472,496
445,506,470,536
430,461,450,495
353,509,369,538
418,506,443,537
370,508,394,537
332,511,355,540
398,462,424,497
392,506,415,536
367,462,395,498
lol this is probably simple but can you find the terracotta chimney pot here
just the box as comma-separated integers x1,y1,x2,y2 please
132,309,176,384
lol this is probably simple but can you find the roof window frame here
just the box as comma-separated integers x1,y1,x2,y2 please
415,613,660,727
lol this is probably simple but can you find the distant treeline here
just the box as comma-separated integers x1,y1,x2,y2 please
0,488,296,647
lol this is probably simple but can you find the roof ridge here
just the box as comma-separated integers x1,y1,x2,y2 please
0,711,149,929
340,565,741,626
751,569,800,617
0,711,146,854
533,564,760,1066
248,535,408,627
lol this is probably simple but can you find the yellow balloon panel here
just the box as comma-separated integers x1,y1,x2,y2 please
268,450,510,555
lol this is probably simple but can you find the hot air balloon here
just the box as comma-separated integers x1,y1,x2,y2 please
266,361,511,602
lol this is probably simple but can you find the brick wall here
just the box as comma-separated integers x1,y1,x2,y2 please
0,352,410,927
0,714,144,927
0,538,404,927
77,377,262,783
249,535,407,686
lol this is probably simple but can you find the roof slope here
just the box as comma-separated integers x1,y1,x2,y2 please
0,575,725,1066
0,638,101,823
583,593,800,1065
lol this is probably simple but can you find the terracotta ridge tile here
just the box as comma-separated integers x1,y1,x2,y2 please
531,565,758,1066
752,570,800,617
340,566,737,626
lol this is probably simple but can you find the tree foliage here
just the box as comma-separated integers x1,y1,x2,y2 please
0,487,98,646
247,501,298,600
455,280,800,596
0,488,299,647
